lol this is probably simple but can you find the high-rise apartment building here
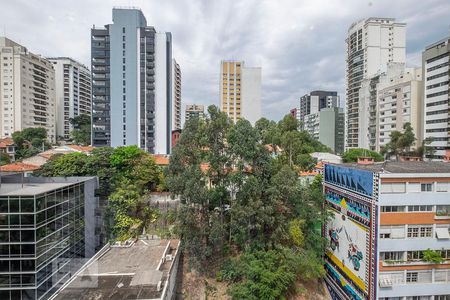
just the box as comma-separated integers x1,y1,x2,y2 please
0,175,99,300
91,8,173,154
422,36,450,160
48,58,91,141
304,107,345,154
346,18,406,149
172,59,181,130
220,61,261,124
0,37,56,143
299,91,339,127
358,63,423,151
185,104,204,123
324,161,450,300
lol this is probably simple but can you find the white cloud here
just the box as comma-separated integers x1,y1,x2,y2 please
0,0,449,121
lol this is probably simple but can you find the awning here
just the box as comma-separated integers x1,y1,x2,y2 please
436,227,450,239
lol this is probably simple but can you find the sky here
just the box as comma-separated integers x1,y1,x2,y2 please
1,0,449,121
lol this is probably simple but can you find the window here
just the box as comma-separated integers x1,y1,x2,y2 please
436,205,450,216
381,206,405,212
380,233,391,239
407,251,424,260
436,183,449,192
408,205,433,212
421,183,433,192
407,225,432,238
381,251,403,261
435,296,450,300
381,183,406,193
406,272,418,283
122,27,125,33
406,297,431,300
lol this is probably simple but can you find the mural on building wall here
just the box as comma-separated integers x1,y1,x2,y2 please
326,209,368,294
324,164,374,196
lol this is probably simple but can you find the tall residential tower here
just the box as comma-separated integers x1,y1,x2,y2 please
345,18,406,149
0,37,56,142
172,59,181,130
220,61,261,124
48,57,91,141
422,36,450,160
91,8,174,154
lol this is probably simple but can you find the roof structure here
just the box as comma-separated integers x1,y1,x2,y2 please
335,161,450,174
0,162,40,172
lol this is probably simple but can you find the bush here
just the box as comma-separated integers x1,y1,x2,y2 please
342,148,384,163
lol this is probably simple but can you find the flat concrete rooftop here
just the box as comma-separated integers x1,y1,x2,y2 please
336,161,450,174
0,182,74,196
53,239,179,300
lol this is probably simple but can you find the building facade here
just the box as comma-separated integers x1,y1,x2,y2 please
0,176,99,300
48,58,91,141
220,61,261,124
185,104,204,123
346,18,406,149
0,37,56,143
91,8,173,154
304,107,345,154
422,37,450,160
172,59,181,130
324,161,450,300
358,63,423,151
299,91,339,127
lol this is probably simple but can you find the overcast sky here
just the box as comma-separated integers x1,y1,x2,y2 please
1,0,449,121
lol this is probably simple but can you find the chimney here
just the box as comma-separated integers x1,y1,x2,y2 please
357,156,374,165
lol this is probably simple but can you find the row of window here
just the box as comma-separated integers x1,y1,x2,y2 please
380,224,449,239
381,182,449,193
381,204,450,213
381,249,450,261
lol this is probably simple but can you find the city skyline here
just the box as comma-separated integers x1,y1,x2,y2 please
1,0,449,121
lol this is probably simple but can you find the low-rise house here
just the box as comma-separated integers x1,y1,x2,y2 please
0,137,16,161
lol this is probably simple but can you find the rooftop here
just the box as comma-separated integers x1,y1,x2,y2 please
54,239,180,300
335,161,450,174
0,162,40,172
0,182,74,196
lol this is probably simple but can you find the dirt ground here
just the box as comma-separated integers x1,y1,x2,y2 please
178,255,330,300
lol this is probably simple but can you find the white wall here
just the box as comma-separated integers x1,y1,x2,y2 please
155,33,169,154
241,67,261,125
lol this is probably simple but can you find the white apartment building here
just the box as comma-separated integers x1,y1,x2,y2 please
0,37,56,142
185,104,204,123
346,18,406,149
377,65,423,152
48,57,91,141
358,63,423,151
422,37,450,160
172,59,181,130
220,61,261,125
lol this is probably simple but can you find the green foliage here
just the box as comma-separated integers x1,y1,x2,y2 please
69,114,91,145
168,106,328,298
218,248,324,300
423,249,444,264
0,152,10,166
289,219,305,248
380,122,417,160
12,127,50,159
342,148,384,163
36,145,163,240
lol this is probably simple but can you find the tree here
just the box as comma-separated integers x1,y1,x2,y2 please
422,249,444,264
69,114,91,145
12,127,50,159
380,122,416,160
342,148,384,163
0,153,10,166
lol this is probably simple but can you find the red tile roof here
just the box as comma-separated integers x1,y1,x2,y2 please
0,162,40,172
66,145,94,152
152,155,170,166
0,137,14,148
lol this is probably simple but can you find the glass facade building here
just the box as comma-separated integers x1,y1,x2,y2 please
0,177,98,300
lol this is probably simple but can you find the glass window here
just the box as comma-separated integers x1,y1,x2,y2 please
9,198,19,213
406,271,418,283
0,199,8,213
421,183,433,192
20,197,34,212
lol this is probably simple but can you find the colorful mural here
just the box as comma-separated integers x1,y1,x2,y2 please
326,209,368,293
324,164,374,196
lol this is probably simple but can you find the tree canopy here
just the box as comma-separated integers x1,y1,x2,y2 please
167,106,328,298
69,114,91,145
342,148,384,163
12,127,50,159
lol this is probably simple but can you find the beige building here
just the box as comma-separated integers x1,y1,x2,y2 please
376,64,423,152
185,104,204,123
172,59,181,130
220,60,261,124
0,37,56,142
